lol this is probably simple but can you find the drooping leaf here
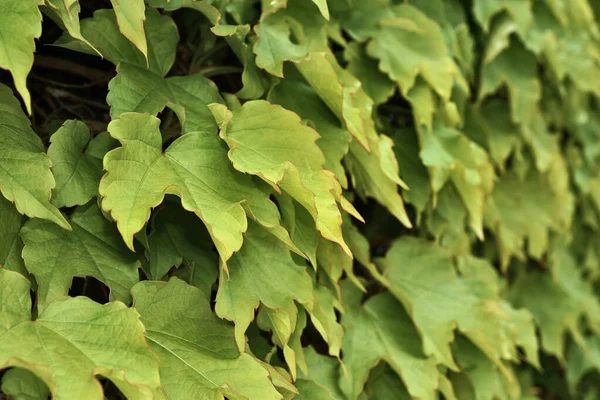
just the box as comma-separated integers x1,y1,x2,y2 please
99,112,282,263
48,121,116,208
0,84,69,230
144,198,218,294
211,100,351,255
215,221,314,351
56,8,177,77
0,0,44,114
109,0,148,59
338,282,440,400
0,196,26,275
21,202,140,313
0,368,49,400
378,236,530,372
0,268,162,399
132,277,284,400
366,4,463,100
268,79,351,189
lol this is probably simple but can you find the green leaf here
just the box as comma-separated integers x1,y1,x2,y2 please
215,221,313,351
1,368,49,400
43,0,98,55
268,79,351,189
480,37,540,129
0,196,26,275
108,63,224,134
366,4,462,100
449,336,520,400
132,277,283,400
484,160,573,268
0,0,44,114
48,121,116,208
56,8,178,77
0,268,161,399
109,0,148,59
21,202,140,313
0,84,69,230
99,112,281,263
344,42,396,105
338,282,439,400
144,199,218,292
253,6,308,77
379,237,530,372
211,100,351,255
277,193,319,268
298,347,345,399
472,0,533,35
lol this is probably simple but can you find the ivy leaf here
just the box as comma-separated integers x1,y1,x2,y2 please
480,37,540,128
0,84,69,230
132,277,283,400
109,0,148,60
484,161,573,268
215,221,314,351
449,336,520,400
378,237,527,372
268,79,352,189
48,121,116,208
277,193,319,268
144,199,218,294
253,6,308,77
0,196,26,275
344,42,396,105
367,4,462,100
43,0,98,54
299,347,345,399
0,368,49,400
472,0,533,35
211,100,351,255
108,63,225,134
338,282,440,400
99,112,282,263
21,203,140,313
0,268,162,399
0,0,43,114
257,303,307,379
56,8,177,77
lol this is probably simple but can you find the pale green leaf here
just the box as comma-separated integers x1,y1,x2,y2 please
145,198,218,294
215,221,314,351
0,268,161,399
344,42,396,105
43,0,98,54
367,4,462,100
0,84,69,230
1,368,49,400
99,112,281,263
109,0,148,59
472,0,533,35
268,79,351,189
21,203,140,313
338,282,440,400
298,347,345,400
108,63,224,134
0,0,43,114
56,8,178,77
132,277,283,400
0,196,26,275
253,8,308,77
211,100,351,255
379,237,528,372
48,121,115,208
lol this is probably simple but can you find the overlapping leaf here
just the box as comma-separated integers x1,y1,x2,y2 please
132,277,283,400
0,268,162,399
99,112,283,263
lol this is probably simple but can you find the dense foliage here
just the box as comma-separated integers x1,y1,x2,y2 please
1,0,600,399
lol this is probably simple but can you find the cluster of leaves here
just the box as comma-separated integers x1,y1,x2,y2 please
1,0,600,398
